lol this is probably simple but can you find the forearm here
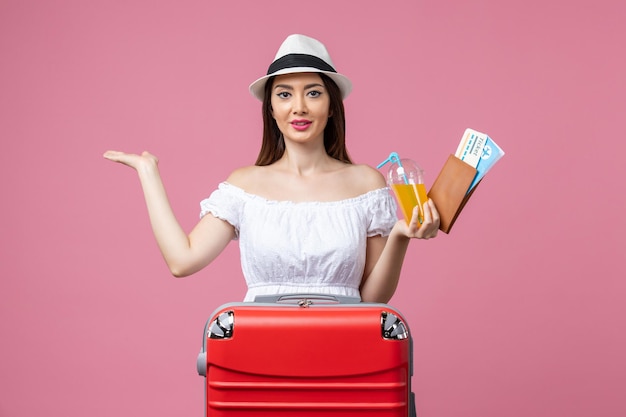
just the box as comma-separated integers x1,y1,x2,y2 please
360,200,441,302
104,150,233,276
360,227,410,303
136,162,195,275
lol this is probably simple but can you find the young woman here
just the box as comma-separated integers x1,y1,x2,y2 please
104,34,440,303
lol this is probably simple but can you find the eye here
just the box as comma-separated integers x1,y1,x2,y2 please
307,90,322,98
276,91,291,99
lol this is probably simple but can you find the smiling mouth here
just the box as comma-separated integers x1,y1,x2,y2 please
290,120,312,131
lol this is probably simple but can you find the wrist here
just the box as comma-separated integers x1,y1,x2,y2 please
389,222,411,243
137,158,160,178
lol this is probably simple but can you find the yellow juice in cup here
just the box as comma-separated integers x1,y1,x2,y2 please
391,183,428,225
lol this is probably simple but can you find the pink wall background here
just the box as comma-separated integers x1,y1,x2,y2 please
1,0,625,416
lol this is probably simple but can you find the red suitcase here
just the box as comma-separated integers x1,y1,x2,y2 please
197,294,416,416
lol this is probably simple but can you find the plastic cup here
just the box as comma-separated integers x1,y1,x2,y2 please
384,158,428,225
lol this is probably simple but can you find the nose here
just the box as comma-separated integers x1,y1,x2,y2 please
292,93,308,114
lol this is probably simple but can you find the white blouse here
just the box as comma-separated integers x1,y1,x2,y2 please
200,182,398,301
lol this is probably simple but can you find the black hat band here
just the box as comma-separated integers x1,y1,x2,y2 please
267,53,336,75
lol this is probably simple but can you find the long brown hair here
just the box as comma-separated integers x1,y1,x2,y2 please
255,73,352,166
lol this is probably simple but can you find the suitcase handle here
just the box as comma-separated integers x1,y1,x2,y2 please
253,293,361,305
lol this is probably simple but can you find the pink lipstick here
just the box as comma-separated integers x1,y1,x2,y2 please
291,119,311,131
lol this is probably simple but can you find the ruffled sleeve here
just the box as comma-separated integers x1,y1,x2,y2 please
199,182,244,239
366,188,398,237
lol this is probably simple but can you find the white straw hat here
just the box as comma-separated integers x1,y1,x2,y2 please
249,34,352,101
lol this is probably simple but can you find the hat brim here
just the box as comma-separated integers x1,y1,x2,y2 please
249,67,352,101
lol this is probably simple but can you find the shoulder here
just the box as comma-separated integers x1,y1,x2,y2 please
346,163,387,193
225,165,266,189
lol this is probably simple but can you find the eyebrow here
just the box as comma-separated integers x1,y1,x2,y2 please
273,83,325,91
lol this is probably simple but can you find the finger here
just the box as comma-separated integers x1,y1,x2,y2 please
102,150,140,169
103,150,125,162
427,199,440,227
422,202,431,223
425,200,440,238
411,205,432,239
141,151,159,164
415,202,439,239
408,206,421,235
